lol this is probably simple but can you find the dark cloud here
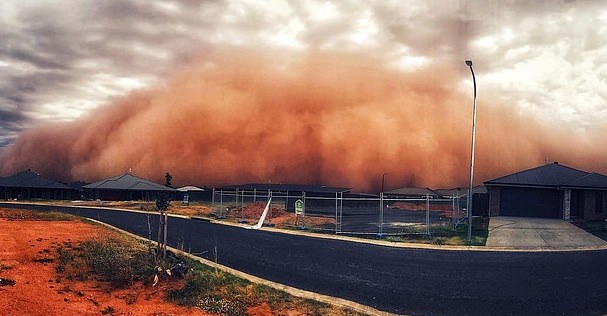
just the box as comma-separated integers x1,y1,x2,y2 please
0,0,229,145
0,106,28,148
0,0,605,150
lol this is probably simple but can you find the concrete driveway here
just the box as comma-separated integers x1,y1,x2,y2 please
487,216,607,250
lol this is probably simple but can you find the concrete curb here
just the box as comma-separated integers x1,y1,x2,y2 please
2,201,607,252
207,217,607,252
86,218,402,316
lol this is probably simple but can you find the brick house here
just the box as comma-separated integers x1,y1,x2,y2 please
0,169,78,200
83,173,177,201
485,162,607,220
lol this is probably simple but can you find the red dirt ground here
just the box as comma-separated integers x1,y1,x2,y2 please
0,210,211,316
0,208,361,316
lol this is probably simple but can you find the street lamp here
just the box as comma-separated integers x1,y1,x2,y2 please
465,59,477,242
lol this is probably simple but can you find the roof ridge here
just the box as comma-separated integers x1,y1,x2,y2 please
485,162,589,186
486,162,589,185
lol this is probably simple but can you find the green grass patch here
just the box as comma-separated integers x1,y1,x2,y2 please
166,257,367,316
55,236,157,288
385,217,489,246
575,220,607,241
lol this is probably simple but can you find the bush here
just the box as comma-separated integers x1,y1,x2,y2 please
79,238,156,288
167,273,210,305
252,284,292,308
168,272,249,315
55,247,74,273
432,237,447,245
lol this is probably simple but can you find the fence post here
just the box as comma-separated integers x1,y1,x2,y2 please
285,190,289,212
235,188,239,214
220,189,224,218
335,192,338,233
241,189,245,222
379,192,384,236
339,191,343,233
302,191,306,228
268,189,272,225
212,188,215,211
426,193,430,235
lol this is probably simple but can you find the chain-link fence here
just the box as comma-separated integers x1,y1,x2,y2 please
210,189,301,225
211,189,469,235
304,193,466,235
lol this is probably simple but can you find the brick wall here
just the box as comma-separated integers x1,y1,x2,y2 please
583,191,602,221
488,187,500,217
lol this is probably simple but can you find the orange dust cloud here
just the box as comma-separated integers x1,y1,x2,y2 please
1,49,604,192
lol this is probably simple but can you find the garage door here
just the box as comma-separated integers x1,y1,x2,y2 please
499,187,560,218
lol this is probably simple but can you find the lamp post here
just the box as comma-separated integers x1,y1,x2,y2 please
379,173,388,237
465,59,477,242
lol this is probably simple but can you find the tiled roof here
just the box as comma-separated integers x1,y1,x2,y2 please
177,185,205,192
562,173,607,189
484,162,589,187
219,183,351,194
384,187,439,197
435,185,487,197
83,174,176,192
0,170,71,190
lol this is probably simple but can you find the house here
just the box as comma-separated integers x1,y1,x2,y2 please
384,187,440,198
83,173,177,201
484,162,607,220
177,185,212,203
0,169,78,200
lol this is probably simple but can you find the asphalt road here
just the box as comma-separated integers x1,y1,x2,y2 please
3,203,607,316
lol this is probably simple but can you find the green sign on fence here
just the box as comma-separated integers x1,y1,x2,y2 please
295,199,304,216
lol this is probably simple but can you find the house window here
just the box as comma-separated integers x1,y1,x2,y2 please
596,191,604,214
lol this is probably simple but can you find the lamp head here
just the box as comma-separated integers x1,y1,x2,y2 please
465,59,473,67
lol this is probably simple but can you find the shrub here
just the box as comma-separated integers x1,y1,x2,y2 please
167,259,253,315
252,284,292,308
432,237,447,245
79,238,156,288
55,246,74,273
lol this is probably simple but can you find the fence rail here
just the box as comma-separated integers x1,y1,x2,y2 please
211,189,468,236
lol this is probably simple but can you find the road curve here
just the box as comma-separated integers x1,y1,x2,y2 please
3,203,607,316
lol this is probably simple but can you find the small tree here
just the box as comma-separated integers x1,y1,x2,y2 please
165,172,173,188
156,195,170,212
156,194,170,262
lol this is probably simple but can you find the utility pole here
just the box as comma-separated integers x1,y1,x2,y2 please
465,59,477,242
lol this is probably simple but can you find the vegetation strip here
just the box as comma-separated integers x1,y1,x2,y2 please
87,218,399,316
575,221,607,242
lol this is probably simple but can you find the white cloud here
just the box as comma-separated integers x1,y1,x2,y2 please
1,0,607,147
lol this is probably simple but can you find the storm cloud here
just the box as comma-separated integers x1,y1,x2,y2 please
1,49,605,191
0,0,606,188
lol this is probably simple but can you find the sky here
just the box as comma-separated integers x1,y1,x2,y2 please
0,0,606,190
